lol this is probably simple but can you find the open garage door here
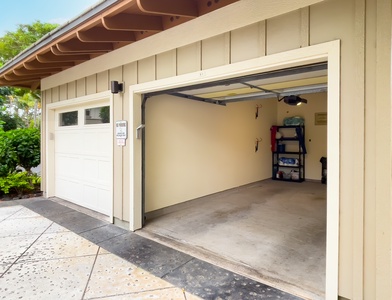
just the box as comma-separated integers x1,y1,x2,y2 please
139,63,329,299
54,103,113,216
142,63,328,214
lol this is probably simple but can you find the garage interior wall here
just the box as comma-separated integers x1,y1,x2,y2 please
40,0,392,299
145,92,326,212
145,96,277,212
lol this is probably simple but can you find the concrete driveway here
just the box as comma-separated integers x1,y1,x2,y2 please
0,198,303,300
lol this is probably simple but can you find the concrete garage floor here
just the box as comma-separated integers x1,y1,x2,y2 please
140,179,326,300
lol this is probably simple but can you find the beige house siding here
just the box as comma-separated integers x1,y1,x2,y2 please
40,0,392,298
177,42,202,75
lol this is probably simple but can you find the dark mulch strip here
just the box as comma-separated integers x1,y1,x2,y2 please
0,191,43,202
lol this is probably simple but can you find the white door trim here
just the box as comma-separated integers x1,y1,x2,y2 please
45,90,114,221
129,40,340,299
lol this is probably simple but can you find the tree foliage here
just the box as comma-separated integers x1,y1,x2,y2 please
0,21,58,129
0,113,23,131
0,21,58,66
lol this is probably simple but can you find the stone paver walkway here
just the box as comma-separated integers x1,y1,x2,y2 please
0,198,303,300
0,204,200,300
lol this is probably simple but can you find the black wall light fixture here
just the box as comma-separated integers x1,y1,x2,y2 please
279,95,308,106
110,81,124,94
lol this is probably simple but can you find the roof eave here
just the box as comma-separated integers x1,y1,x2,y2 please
0,0,118,78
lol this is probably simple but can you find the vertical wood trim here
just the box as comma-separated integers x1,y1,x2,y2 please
375,0,392,298
364,0,377,297
325,40,340,300
264,20,269,55
228,31,232,64
175,48,178,76
199,40,203,71
122,62,138,222
154,55,158,80
259,21,266,56
352,0,365,299
40,90,46,195
300,7,310,47
109,66,124,219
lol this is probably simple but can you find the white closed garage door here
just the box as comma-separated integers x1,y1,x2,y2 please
54,102,113,216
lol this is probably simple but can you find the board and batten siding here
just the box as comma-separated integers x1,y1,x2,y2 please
41,0,392,299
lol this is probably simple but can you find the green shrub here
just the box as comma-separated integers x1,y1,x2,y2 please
0,130,18,176
0,127,40,176
0,171,41,196
9,127,40,172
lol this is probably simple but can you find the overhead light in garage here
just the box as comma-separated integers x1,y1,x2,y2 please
279,95,308,106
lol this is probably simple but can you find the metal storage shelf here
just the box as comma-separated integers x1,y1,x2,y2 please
271,125,305,182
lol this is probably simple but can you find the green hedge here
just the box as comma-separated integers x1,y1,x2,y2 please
0,171,41,195
0,127,40,176
0,127,40,196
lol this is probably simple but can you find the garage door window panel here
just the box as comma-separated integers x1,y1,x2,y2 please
85,106,110,125
59,111,78,126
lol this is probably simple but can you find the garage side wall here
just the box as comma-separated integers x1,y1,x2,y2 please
145,95,276,211
41,0,392,298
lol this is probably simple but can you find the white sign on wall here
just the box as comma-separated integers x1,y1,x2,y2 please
116,120,127,146
116,120,128,139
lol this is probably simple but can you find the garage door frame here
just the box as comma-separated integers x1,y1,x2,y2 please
129,40,340,299
45,90,114,220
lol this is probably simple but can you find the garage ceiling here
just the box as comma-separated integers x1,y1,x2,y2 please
0,0,239,89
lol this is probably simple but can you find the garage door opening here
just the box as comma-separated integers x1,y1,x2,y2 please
129,40,340,300
138,64,327,299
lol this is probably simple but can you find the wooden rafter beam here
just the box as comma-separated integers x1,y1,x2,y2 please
0,78,35,84
77,27,137,42
0,78,38,88
24,59,74,70
37,51,91,62
4,72,53,81
136,0,199,17
13,67,63,76
103,13,163,32
56,39,114,53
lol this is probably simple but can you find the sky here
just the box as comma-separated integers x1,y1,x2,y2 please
0,0,101,35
